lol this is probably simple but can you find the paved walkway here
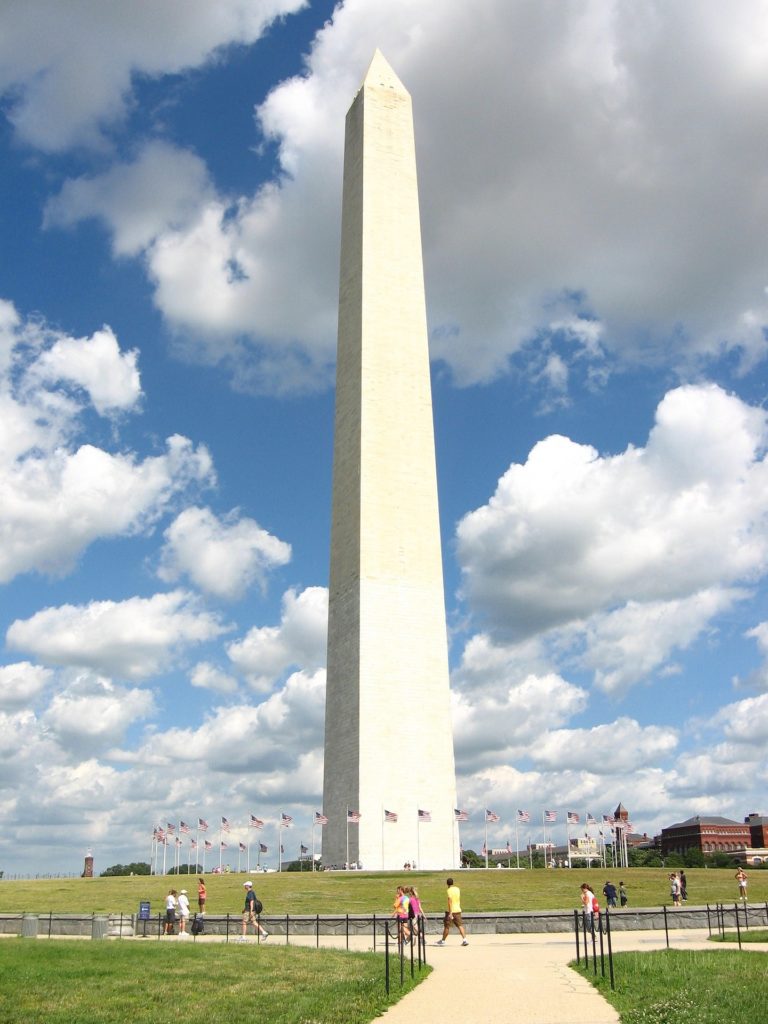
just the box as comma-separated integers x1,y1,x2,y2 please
375,928,748,1024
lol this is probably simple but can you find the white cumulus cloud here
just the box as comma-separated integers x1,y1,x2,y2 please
6,591,230,679
158,506,291,600
40,0,768,393
227,586,328,691
457,385,768,691
0,0,306,151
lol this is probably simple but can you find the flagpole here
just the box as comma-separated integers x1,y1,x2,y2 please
417,813,421,868
484,817,489,869
541,811,546,868
312,821,316,872
515,818,520,869
219,827,223,872
567,818,572,870
346,806,349,870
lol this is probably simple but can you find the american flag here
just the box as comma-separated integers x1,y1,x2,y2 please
384,809,398,823
175,836,182,847
567,811,579,824
259,843,268,854
190,839,197,849
198,818,209,832
314,812,328,826
166,822,176,834
418,809,431,822
204,840,212,850
517,809,530,823
220,840,228,850
179,820,191,834
239,842,246,853
586,813,597,825
281,813,293,827
602,815,614,824
486,809,500,823
250,815,264,830
280,844,284,854
300,844,308,855
154,827,164,840
454,808,469,822
481,842,487,855
544,810,557,822
221,817,231,832
347,809,361,823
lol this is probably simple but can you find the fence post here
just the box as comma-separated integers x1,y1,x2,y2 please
663,904,669,949
605,907,615,991
598,912,605,977
385,921,390,994
346,913,349,951
574,909,581,965
373,912,377,952
735,903,742,950
316,913,320,948
706,903,711,937
590,913,598,975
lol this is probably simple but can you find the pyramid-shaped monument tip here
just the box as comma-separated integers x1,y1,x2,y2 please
362,49,407,93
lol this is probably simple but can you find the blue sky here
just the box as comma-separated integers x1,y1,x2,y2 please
2,0,768,875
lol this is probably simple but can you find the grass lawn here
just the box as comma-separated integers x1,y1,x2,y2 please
710,928,768,943
578,949,768,1024
2,867,766,917
0,939,427,1024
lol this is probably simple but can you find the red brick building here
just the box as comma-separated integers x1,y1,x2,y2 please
745,813,768,847
660,816,751,856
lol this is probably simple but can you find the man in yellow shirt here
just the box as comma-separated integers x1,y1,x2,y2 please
436,877,469,946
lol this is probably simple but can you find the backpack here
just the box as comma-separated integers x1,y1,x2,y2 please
254,897,264,915
191,915,204,935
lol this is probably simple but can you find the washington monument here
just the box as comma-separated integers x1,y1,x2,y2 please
322,51,458,870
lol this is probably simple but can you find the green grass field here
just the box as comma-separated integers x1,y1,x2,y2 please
1,866,765,915
711,928,768,943
580,948,768,1024
0,940,426,1024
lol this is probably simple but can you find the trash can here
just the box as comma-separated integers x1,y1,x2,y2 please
21,914,39,938
91,915,109,940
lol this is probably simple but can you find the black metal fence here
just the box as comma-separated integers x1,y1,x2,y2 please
573,902,768,990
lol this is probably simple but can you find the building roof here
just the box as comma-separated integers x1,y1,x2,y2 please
663,815,744,830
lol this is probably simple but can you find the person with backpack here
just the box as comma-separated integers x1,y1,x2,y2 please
407,886,423,939
580,883,600,924
240,880,269,941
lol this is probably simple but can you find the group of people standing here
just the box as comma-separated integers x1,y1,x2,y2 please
669,870,688,907
163,877,207,935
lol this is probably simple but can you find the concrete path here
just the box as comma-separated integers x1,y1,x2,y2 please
376,928,742,1024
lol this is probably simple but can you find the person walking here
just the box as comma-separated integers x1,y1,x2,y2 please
407,886,423,939
679,870,688,902
602,880,617,908
619,881,628,907
436,877,468,946
240,880,269,941
391,886,411,945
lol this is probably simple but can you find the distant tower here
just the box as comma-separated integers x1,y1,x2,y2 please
322,51,458,870
82,849,94,878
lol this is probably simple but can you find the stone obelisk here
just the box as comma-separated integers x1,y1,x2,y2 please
322,51,458,870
